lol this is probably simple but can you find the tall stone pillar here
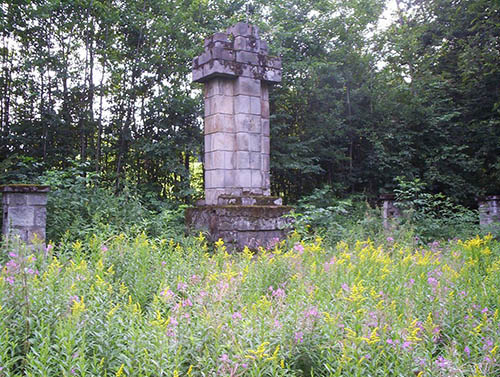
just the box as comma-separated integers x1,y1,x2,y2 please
186,22,291,249
1,185,50,244
192,22,280,205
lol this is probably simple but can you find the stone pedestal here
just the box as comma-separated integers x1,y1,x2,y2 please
187,194,292,249
379,194,402,230
187,22,290,249
478,195,500,229
1,185,50,243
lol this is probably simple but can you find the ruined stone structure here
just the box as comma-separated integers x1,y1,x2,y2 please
379,194,402,230
186,22,291,249
1,185,50,243
478,195,500,229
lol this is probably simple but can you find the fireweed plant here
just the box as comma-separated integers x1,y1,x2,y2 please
0,233,499,376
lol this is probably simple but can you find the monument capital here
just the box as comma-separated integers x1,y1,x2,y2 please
192,22,282,84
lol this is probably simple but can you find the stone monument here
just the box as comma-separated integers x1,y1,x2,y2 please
186,22,291,249
1,184,50,244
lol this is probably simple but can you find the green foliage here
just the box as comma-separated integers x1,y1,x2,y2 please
394,177,480,242
36,162,185,244
289,186,385,245
1,0,499,210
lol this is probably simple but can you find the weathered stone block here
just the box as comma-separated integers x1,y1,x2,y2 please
236,151,250,169
224,151,236,169
234,36,260,52
205,113,234,134
27,194,48,206
251,170,262,188
204,134,213,152
206,170,225,188
261,99,270,118
262,154,270,171
210,95,233,115
192,66,203,82
8,206,35,227
235,169,252,187
262,119,270,136
212,132,235,150
206,151,223,169
224,170,236,186
262,136,270,154
234,77,261,97
34,207,47,227
249,152,261,169
234,95,251,114
236,133,249,151
249,134,261,152
236,51,258,65
250,97,261,115
204,32,229,47
262,67,282,83
5,193,27,205
263,56,282,69
261,84,269,101
211,47,234,61
199,59,239,82
235,114,261,133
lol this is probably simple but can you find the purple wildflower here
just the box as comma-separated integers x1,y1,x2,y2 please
295,331,304,344
435,356,450,368
427,277,438,287
464,346,470,357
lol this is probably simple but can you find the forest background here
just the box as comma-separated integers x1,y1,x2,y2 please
0,0,499,240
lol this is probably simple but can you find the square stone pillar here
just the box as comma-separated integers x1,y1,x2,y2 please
379,194,402,230
187,22,291,249
1,185,50,244
192,22,281,205
478,195,500,229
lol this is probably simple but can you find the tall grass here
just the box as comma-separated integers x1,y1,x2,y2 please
1,231,499,376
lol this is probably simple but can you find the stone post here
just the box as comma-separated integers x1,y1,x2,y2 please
1,185,50,244
379,194,402,230
187,22,291,249
478,195,500,229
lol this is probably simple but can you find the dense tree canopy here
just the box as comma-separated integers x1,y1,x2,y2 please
0,0,498,205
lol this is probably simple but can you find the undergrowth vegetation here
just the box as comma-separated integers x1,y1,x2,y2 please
1,231,499,376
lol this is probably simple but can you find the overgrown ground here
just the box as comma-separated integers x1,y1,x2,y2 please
1,231,499,376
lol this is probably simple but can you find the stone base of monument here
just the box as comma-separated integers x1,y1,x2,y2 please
186,194,292,250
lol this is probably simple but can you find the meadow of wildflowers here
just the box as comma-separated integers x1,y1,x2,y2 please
0,232,499,376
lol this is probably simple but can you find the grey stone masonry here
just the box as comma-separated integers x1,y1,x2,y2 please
187,23,290,250
478,195,500,228
193,22,281,205
1,185,50,244
379,194,402,230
